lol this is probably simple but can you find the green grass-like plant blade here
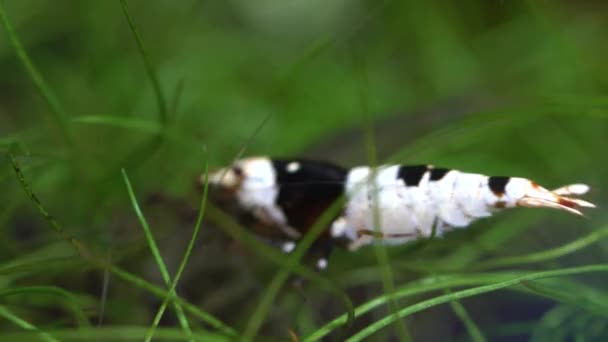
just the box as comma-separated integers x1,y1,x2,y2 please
0,3,74,148
206,205,355,329
121,169,193,338
0,305,59,342
303,266,606,341
355,48,411,342
8,152,237,336
118,0,168,125
474,225,608,270
0,286,90,327
240,196,352,340
145,161,210,342
446,290,486,342
1,326,232,342
345,264,608,341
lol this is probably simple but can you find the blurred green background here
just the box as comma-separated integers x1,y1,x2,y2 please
1,0,608,341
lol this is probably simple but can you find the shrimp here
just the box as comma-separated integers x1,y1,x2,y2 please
205,157,595,267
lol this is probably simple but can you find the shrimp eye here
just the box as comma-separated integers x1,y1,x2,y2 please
232,166,244,177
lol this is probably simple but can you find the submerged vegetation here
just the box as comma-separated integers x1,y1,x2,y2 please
1,1,607,341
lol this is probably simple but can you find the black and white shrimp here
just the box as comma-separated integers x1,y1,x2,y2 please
204,156,595,269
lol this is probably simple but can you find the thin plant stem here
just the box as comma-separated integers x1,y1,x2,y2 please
121,169,193,338
144,161,210,342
